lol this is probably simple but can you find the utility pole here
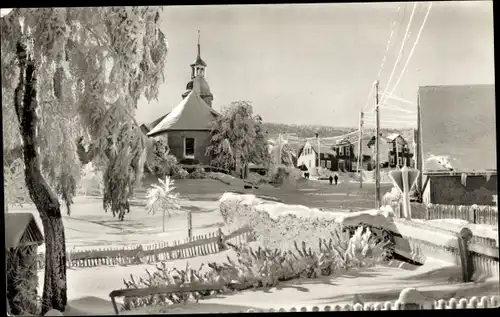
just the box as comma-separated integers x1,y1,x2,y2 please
316,132,321,175
416,92,423,193
375,80,381,209
358,111,364,188
277,133,282,165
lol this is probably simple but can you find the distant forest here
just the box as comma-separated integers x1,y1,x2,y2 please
262,122,415,140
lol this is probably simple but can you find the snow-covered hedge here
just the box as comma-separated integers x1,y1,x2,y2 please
121,226,388,312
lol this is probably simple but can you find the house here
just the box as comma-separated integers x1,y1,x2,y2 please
365,133,414,169
416,84,497,206
332,138,355,172
351,134,376,171
297,141,337,175
141,32,218,166
385,133,413,168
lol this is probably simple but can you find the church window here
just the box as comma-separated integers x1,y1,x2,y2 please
184,138,195,157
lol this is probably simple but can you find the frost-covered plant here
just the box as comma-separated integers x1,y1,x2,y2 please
76,162,104,197
145,176,181,232
121,227,388,311
187,165,207,179
382,186,402,208
3,158,31,209
7,247,41,315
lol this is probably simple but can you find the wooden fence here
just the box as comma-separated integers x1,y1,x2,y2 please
36,225,252,270
244,295,500,311
394,218,497,248
108,285,500,314
393,203,498,226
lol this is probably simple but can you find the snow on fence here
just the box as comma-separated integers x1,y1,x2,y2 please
393,219,499,278
243,295,500,311
394,203,498,226
108,286,500,314
395,218,497,248
36,225,252,270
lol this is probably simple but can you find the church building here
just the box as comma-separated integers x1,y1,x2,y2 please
141,32,219,166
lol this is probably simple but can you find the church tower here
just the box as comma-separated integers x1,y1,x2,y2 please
182,30,214,107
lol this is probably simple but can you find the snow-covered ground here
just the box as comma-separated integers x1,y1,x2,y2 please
48,256,499,315
9,196,222,252
12,189,498,315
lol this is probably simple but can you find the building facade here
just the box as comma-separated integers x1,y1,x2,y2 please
141,32,218,166
297,141,337,175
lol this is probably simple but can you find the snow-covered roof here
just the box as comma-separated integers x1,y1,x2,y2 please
419,84,496,172
386,133,402,141
147,90,219,136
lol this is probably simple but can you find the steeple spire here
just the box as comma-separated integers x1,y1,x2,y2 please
197,30,201,57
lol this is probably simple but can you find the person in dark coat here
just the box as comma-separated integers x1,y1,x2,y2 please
329,175,333,185
334,173,339,185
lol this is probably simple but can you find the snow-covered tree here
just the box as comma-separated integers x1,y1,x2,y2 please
1,7,167,313
206,101,269,177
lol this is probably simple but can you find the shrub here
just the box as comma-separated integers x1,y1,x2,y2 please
145,176,181,232
3,158,31,209
146,139,188,179
269,166,290,186
121,225,388,312
247,172,270,185
7,247,41,315
187,166,207,179
382,186,402,209
76,162,104,196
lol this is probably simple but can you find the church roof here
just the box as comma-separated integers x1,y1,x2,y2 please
186,76,212,97
190,55,207,67
147,90,219,136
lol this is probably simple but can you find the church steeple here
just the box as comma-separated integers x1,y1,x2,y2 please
182,30,214,107
190,30,207,79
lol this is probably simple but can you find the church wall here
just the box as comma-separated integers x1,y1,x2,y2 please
167,130,212,165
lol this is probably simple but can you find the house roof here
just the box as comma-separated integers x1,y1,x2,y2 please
386,133,402,141
147,90,219,136
5,213,44,249
419,84,496,173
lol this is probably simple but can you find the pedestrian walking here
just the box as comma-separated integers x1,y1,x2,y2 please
329,175,333,185
334,173,338,185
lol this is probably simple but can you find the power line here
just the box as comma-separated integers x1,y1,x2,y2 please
362,4,402,111
376,4,402,80
382,2,433,103
379,104,416,114
379,93,417,105
379,2,418,107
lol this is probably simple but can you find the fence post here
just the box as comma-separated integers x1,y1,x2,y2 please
187,211,193,239
398,288,427,310
216,228,226,251
457,227,473,282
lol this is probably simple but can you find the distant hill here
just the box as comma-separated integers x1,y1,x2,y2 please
263,122,414,141
262,122,357,138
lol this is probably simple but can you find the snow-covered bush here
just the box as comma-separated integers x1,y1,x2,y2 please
76,163,104,196
4,158,31,209
270,166,290,185
145,176,181,232
382,186,402,208
186,166,207,179
146,139,188,179
121,226,388,312
7,246,41,315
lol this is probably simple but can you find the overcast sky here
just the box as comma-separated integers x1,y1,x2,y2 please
136,1,494,128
